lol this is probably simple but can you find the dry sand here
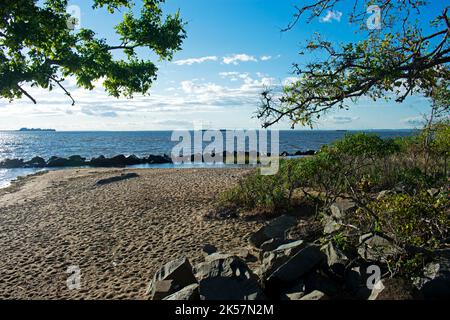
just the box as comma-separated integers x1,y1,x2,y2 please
0,168,262,299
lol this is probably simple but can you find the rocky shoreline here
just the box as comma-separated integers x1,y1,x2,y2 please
0,150,316,169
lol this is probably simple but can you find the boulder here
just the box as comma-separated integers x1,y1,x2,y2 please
163,283,200,301
344,266,371,299
321,242,348,276
280,282,306,300
95,173,139,185
330,199,355,219
202,244,218,255
46,156,70,167
195,254,265,300
294,150,315,156
322,199,355,234
24,156,46,168
258,240,306,280
147,154,172,164
151,280,177,300
260,238,289,253
304,271,340,296
249,215,297,248
266,245,325,286
300,290,329,300
322,215,342,234
413,256,450,299
0,158,25,168
125,154,142,165
67,155,87,166
146,257,197,300
357,233,400,263
90,155,129,167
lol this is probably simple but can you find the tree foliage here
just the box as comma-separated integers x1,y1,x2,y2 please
258,0,450,128
0,0,185,104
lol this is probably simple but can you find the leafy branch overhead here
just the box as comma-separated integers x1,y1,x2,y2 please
0,0,186,105
258,0,450,128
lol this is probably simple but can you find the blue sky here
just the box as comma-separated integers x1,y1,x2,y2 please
0,0,442,130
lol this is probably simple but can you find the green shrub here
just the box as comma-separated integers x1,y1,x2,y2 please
360,192,449,249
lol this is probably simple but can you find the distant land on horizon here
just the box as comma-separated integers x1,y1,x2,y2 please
18,128,56,132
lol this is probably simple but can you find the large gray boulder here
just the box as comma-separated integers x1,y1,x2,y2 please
413,256,450,299
258,240,306,280
357,233,400,263
146,257,198,300
323,199,355,234
249,215,297,248
163,284,200,301
266,245,325,286
195,254,265,300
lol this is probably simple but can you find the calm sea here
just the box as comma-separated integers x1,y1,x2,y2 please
0,130,416,188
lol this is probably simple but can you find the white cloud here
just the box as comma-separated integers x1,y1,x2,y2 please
173,56,218,66
223,54,258,65
320,10,343,23
328,116,359,124
402,116,425,127
260,55,272,61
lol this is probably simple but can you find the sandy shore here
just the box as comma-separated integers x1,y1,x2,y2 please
0,168,262,299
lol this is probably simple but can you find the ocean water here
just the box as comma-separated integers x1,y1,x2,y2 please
0,130,416,188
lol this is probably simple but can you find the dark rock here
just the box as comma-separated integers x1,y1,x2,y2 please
67,155,87,166
413,256,450,299
321,242,349,276
294,150,315,156
163,283,200,301
46,156,70,167
266,244,325,286
249,215,297,248
146,154,172,164
280,282,306,300
304,271,340,296
202,244,218,255
96,173,139,185
125,154,142,165
357,233,400,263
146,257,197,300
0,158,25,168
344,266,371,299
90,155,128,167
195,254,265,300
24,156,46,168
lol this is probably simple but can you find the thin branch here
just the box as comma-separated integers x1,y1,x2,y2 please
16,85,36,104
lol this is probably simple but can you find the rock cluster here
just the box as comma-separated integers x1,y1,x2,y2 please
0,150,317,169
148,201,450,300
